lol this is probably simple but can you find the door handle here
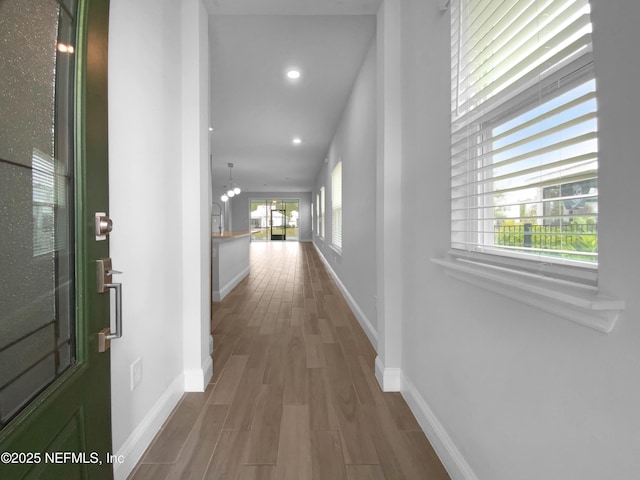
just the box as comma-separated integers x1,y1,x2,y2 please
97,258,123,352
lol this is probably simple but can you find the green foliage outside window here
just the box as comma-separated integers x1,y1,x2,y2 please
494,216,597,262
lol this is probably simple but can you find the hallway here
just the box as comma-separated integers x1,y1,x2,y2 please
129,242,449,479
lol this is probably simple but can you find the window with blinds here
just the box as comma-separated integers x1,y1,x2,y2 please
320,187,325,239
32,149,68,256
316,194,320,234
450,0,598,272
331,162,343,250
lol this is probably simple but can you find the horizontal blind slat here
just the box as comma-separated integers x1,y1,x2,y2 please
456,30,592,118
451,91,597,162
460,0,588,89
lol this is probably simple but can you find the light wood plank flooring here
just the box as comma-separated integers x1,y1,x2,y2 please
129,241,450,480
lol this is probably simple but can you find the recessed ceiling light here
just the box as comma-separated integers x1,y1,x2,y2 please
292,137,302,145
208,127,213,131
286,69,301,80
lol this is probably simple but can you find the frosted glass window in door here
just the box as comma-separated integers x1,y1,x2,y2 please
0,0,78,427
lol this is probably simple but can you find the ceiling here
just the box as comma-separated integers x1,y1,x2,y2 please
208,0,379,194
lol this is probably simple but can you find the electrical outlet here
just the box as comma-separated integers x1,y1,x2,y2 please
130,357,142,391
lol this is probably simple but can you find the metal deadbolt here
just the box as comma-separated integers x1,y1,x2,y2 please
95,212,113,240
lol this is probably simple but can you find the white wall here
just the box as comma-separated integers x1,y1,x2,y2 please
212,186,231,232
313,37,378,344
180,0,213,394
212,236,250,301
108,0,210,478
397,1,640,479
375,0,403,391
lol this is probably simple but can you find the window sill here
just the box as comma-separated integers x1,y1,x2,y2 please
430,257,625,333
328,244,342,256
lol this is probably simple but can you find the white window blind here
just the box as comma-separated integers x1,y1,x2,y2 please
451,0,598,272
320,186,325,238
316,194,320,234
32,149,67,256
331,162,343,249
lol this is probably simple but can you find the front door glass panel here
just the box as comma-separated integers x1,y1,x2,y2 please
0,0,77,428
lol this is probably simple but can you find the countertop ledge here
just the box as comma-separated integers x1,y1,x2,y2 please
212,231,251,239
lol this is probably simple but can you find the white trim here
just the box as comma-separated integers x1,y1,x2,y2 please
113,373,184,480
203,355,213,386
313,243,377,349
431,257,624,333
401,372,480,480
212,265,250,302
374,356,401,392
184,356,213,392
470,246,599,278
438,0,450,11
328,243,342,257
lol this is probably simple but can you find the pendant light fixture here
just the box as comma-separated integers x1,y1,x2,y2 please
221,163,241,202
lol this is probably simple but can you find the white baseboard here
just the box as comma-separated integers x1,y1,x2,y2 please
213,266,250,301
113,373,184,480
401,372,480,480
203,355,213,387
312,243,378,350
374,356,402,392
184,356,213,392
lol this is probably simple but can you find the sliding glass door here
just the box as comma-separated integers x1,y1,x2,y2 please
249,199,300,241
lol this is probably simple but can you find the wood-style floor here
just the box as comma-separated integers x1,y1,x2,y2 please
129,241,450,480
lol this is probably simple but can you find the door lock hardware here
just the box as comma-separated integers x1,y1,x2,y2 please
97,258,122,293
97,258,123,352
95,212,113,240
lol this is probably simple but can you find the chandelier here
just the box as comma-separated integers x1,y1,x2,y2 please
220,163,241,202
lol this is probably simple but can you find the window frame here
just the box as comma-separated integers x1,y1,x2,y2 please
331,161,343,252
316,194,320,235
319,186,325,239
448,0,599,286
433,0,625,333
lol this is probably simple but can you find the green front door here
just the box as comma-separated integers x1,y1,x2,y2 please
0,0,113,479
